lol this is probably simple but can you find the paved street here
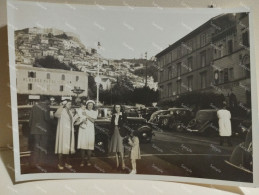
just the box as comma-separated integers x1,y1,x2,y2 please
20,129,252,183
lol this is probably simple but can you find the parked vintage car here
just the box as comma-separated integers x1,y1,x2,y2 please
186,109,251,136
123,106,154,143
158,108,193,132
148,110,170,125
18,104,153,157
225,126,252,174
140,107,160,120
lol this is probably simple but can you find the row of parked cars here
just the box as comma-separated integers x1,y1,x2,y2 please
146,106,253,174
148,107,251,137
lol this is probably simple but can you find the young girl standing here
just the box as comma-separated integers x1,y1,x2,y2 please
128,131,141,174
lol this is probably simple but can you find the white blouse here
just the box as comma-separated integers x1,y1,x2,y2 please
114,112,122,126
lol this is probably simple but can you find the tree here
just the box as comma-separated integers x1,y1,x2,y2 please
88,75,97,100
130,86,159,106
34,56,79,71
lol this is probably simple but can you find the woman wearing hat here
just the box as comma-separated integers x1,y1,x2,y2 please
77,100,98,166
54,99,80,170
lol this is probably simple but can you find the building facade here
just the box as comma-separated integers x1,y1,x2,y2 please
16,64,88,101
156,13,250,105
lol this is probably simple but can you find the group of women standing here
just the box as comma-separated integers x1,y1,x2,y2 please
54,100,141,174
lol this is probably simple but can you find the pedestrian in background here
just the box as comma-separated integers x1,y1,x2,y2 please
217,102,232,146
28,96,51,167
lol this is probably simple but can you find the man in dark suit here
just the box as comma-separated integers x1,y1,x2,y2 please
29,96,51,167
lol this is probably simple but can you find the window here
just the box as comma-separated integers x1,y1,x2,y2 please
159,71,163,82
47,73,50,79
242,31,249,47
187,76,193,91
228,40,233,54
61,74,65,80
200,33,206,47
28,71,36,78
229,68,234,81
245,63,250,78
177,80,181,94
167,83,172,97
200,51,206,67
160,85,164,98
200,72,207,89
28,83,32,90
223,68,229,82
76,76,79,81
188,40,193,53
177,47,181,58
219,44,223,58
219,71,224,83
168,66,172,80
60,85,64,91
187,57,193,71
177,62,181,77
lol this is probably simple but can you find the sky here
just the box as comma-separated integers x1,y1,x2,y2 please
8,1,235,60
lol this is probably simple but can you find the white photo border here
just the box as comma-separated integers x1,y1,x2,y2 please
7,0,259,187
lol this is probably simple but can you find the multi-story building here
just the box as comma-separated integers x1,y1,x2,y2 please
16,64,88,104
211,13,250,105
156,13,250,105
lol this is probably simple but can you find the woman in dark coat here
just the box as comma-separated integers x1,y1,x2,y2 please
109,105,128,170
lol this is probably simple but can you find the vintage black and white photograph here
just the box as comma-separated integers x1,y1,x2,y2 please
7,0,259,185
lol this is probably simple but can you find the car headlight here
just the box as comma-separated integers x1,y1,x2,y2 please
98,141,103,146
241,127,246,132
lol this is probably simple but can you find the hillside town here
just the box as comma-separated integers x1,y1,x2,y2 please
15,27,158,94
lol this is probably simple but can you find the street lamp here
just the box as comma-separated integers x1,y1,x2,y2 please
145,52,148,87
95,41,101,106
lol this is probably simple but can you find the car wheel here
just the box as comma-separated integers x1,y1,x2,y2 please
188,119,196,128
162,118,169,128
176,123,184,132
138,127,152,144
168,122,174,130
94,135,108,157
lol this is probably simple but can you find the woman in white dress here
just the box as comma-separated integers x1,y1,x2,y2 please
77,100,98,166
217,103,232,146
54,100,80,170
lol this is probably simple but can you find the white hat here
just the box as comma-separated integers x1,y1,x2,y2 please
86,100,95,105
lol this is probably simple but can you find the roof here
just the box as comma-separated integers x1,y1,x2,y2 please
155,14,228,58
16,64,88,76
197,109,217,112
168,108,190,111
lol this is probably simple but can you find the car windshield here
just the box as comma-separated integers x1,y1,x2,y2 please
125,109,139,117
97,108,112,118
196,111,216,121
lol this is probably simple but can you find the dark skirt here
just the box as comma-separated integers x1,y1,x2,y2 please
109,126,124,154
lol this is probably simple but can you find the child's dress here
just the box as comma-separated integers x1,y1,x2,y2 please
128,136,141,160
